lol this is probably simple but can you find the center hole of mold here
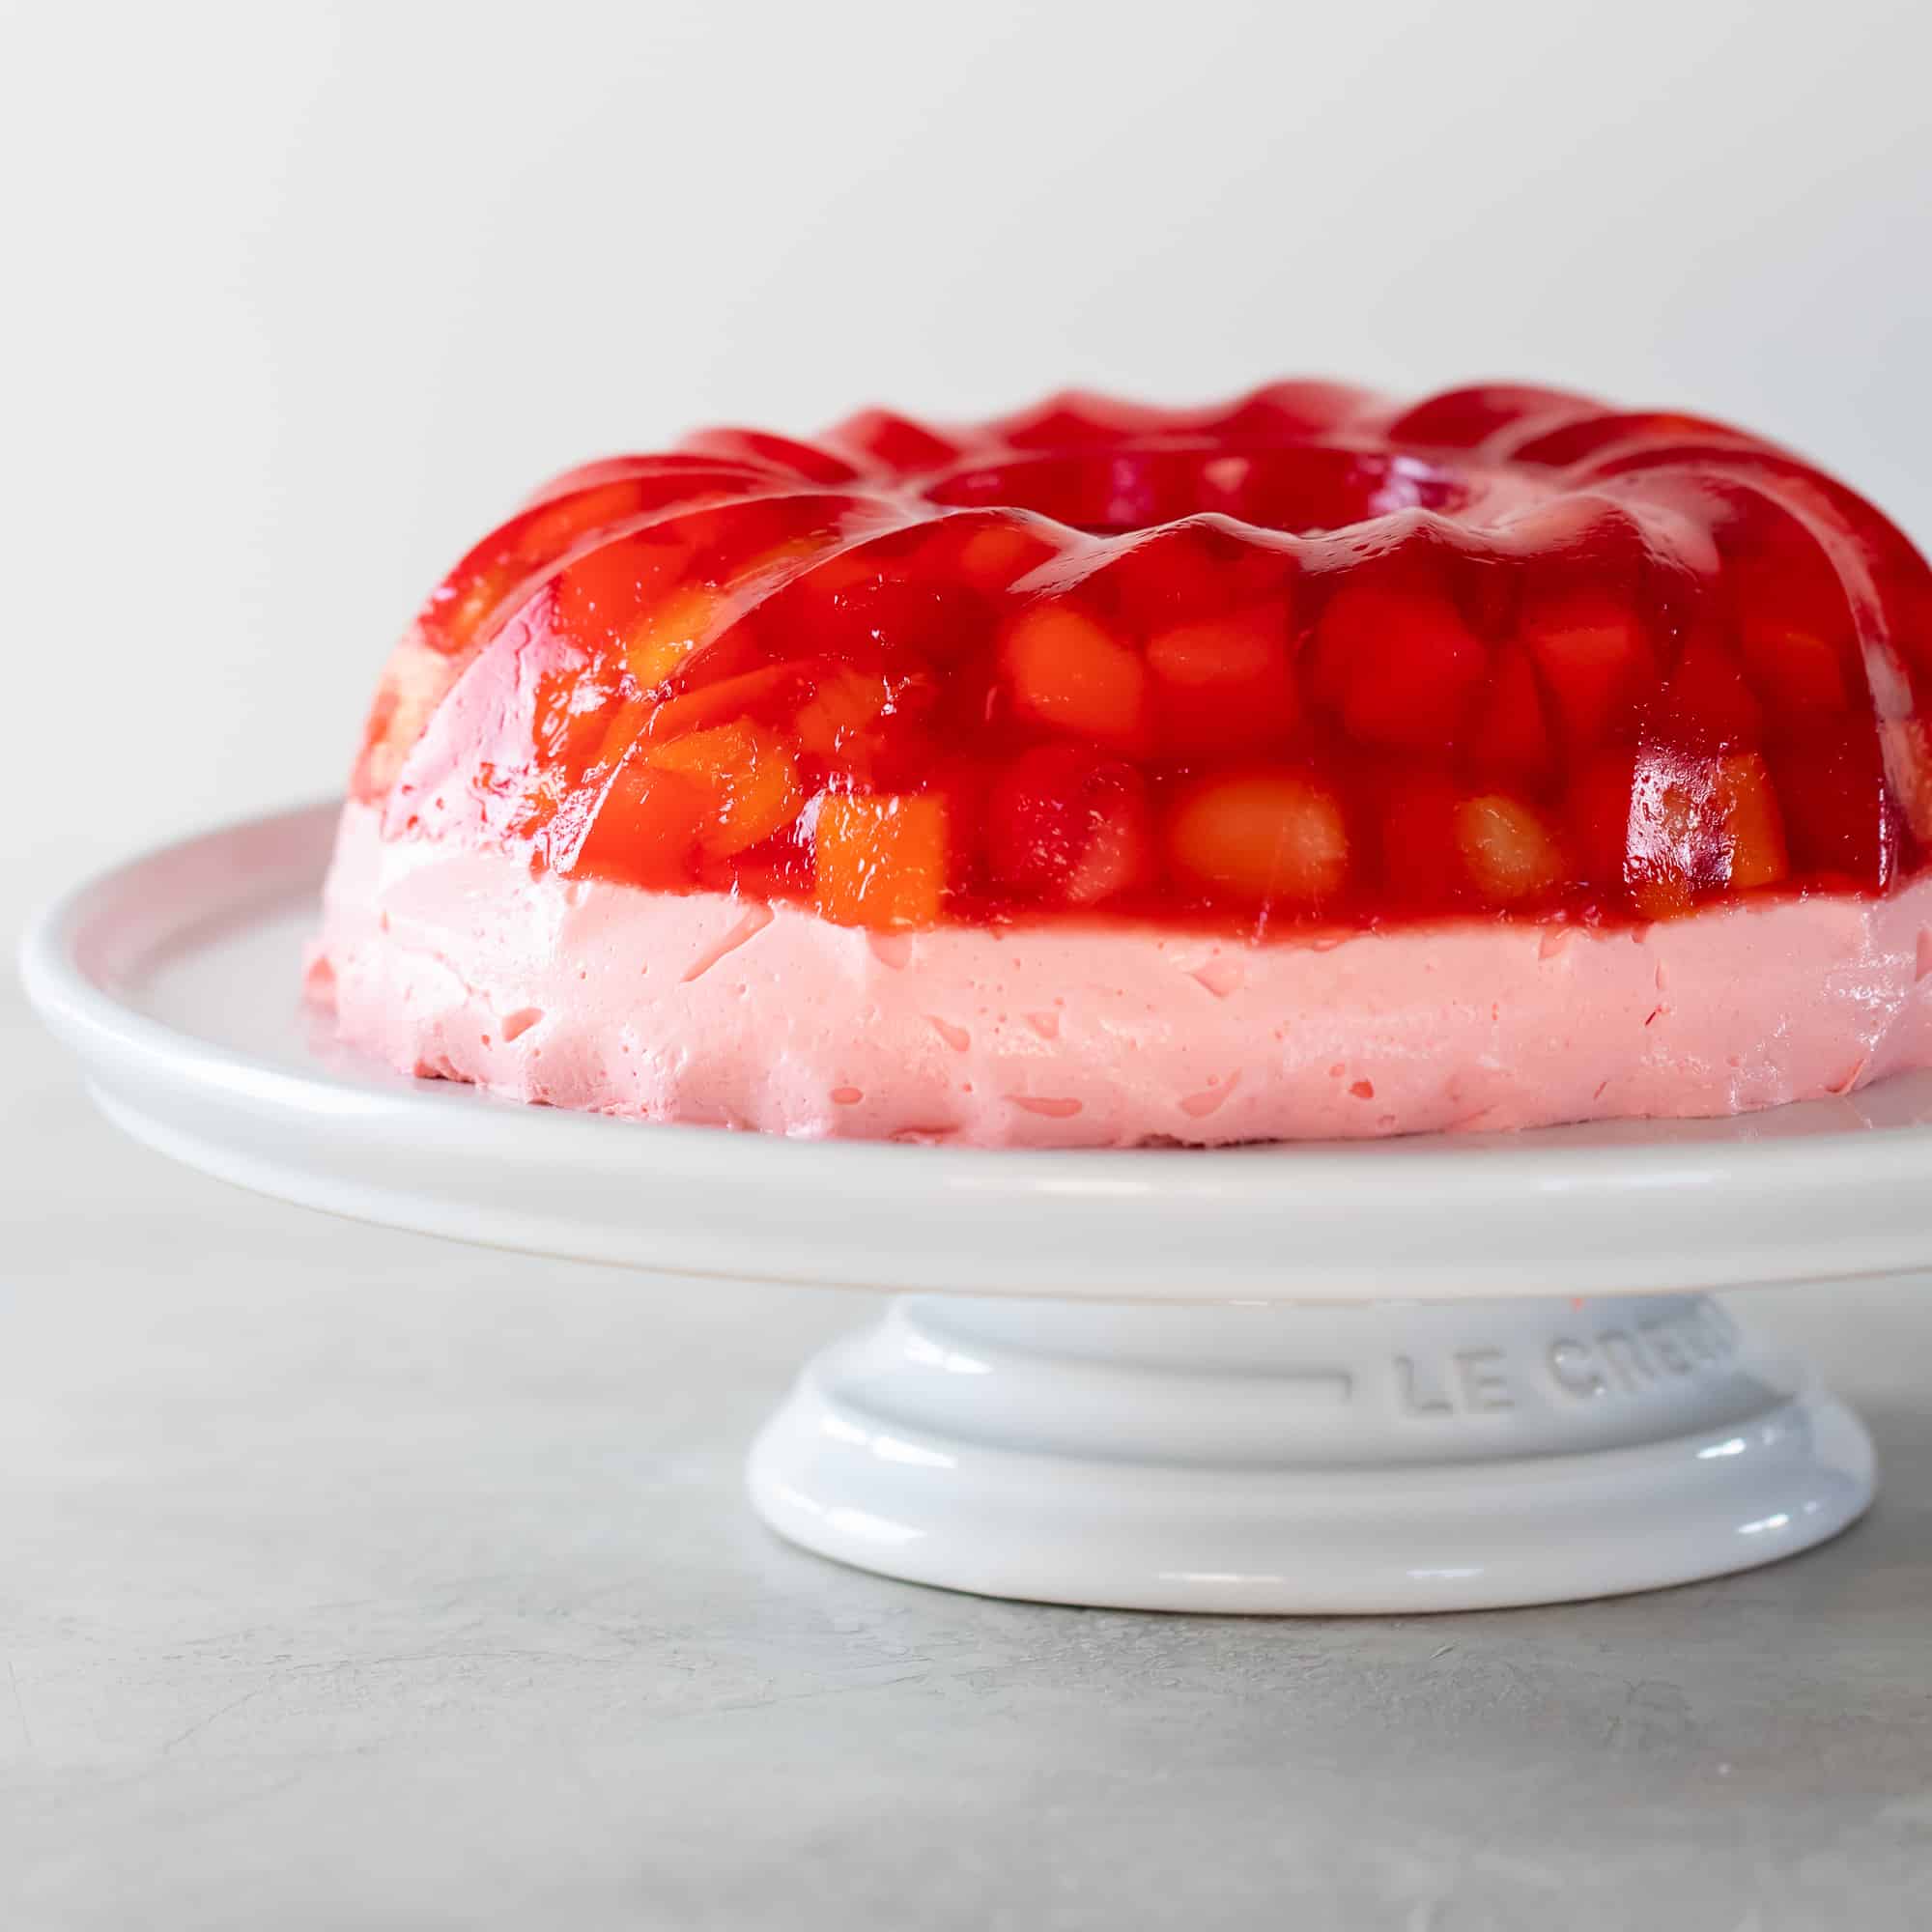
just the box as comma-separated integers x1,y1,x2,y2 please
922,440,1470,538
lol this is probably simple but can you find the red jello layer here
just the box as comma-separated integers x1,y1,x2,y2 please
352,383,1932,933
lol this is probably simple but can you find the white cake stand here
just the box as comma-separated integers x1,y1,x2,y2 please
22,803,1932,1612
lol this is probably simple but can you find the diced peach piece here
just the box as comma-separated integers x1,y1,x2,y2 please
626,584,725,688
795,668,891,759
1632,875,1700,922
1628,767,1704,908
814,793,950,928
1002,605,1150,745
1627,750,1789,909
588,696,653,776
568,758,709,888
1715,752,1789,890
1454,794,1567,903
1166,773,1350,905
644,722,803,856
644,663,809,742
737,532,838,591
1147,611,1279,688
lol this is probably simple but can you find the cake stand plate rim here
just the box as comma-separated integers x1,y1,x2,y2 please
21,798,1932,1303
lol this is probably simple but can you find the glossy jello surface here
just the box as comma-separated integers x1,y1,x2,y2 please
354,384,1932,932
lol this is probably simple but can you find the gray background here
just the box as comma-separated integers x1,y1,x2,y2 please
5,985,1929,1930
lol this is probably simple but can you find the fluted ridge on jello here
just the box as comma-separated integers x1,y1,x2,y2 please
348,383,1932,932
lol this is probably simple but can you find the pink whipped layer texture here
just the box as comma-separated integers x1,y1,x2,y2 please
310,803,1932,1148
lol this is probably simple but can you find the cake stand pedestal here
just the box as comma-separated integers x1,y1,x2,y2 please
750,1292,1865,1611
23,804,1930,1612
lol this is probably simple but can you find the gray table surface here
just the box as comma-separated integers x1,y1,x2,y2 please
3,985,1928,1932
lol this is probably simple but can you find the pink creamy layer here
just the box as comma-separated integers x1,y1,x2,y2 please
311,803,1932,1147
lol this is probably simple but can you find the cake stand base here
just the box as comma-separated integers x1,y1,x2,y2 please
748,1292,1874,1612
28,804,1924,1619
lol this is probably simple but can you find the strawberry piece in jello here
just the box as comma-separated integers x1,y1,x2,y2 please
986,746,1153,908
1310,576,1490,751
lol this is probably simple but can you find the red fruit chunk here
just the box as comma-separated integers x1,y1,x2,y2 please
1656,632,1764,750
1166,773,1350,906
986,747,1152,907
571,758,709,890
814,793,949,928
1377,769,1463,906
1740,620,1853,716
1465,645,1555,785
1767,727,1898,887
1520,587,1657,749
1311,583,1489,750
1566,750,1642,890
788,570,998,669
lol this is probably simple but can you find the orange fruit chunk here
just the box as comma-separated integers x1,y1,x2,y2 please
625,585,726,688
1002,606,1149,746
645,722,804,857
1454,794,1567,903
1166,773,1350,905
1716,752,1789,891
814,793,949,928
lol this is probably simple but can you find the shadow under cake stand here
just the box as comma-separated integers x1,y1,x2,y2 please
23,802,1932,1613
